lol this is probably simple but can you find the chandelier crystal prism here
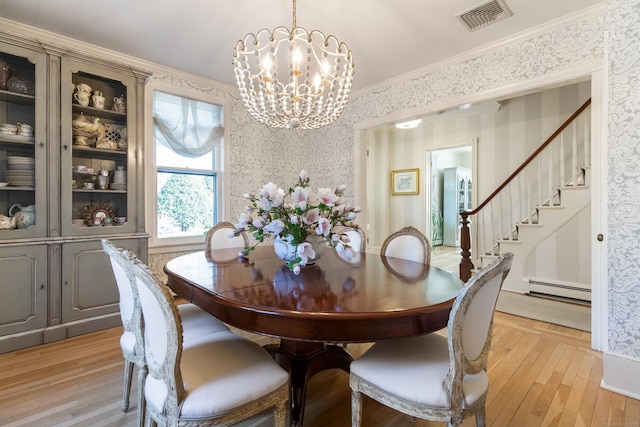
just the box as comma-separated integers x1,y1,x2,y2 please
232,0,355,129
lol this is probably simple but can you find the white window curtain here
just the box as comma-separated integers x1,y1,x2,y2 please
153,91,224,158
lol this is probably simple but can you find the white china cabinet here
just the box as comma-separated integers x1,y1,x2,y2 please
443,167,472,247
0,35,149,353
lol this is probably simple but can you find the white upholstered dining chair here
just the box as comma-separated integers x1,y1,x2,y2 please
205,221,248,250
350,252,513,427
102,239,230,427
131,254,290,427
380,225,431,264
205,221,249,262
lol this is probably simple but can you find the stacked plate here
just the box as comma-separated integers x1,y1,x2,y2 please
7,155,35,187
0,123,35,143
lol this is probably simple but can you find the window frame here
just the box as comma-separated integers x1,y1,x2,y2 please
145,80,229,251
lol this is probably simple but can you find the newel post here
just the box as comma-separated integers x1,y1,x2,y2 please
459,211,473,282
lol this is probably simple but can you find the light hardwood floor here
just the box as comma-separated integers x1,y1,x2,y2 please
1,247,636,426
1,312,638,426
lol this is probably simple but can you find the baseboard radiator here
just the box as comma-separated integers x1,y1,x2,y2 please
528,277,591,305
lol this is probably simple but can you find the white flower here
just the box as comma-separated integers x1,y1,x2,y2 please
292,264,301,275
259,182,279,199
263,219,285,235
271,189,285,207
232,171,361,273
238,213,252,227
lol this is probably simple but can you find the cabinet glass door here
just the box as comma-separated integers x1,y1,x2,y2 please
61,59,136,236
0,45,46,238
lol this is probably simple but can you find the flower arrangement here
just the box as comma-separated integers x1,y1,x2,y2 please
232,170,361,274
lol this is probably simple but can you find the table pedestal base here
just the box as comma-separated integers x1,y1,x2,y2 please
265,339,352,427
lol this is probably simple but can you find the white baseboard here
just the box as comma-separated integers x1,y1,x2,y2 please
601,352,640,399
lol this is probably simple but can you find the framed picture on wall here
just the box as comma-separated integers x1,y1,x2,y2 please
391,168,419,195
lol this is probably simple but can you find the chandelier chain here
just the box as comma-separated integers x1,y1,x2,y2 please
292,0,297,29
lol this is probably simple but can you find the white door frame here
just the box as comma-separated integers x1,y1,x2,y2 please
424,139,478,251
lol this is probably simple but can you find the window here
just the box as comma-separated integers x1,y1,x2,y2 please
152,90,224,244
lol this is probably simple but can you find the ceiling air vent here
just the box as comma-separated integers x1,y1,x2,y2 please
456,0,513,31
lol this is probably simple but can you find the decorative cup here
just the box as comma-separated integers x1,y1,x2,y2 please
84,182,94,189
97,175,109,189
76,83,92,94
74,91,90,107
91,94,105,109
112,95,126,113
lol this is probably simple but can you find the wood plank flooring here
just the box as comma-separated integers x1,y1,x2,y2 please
1,312,637,426
0,247,634,426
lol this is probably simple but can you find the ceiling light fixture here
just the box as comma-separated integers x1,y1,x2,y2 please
232,0,355,129
395,119,422,129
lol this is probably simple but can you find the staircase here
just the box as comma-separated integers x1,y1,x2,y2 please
459,99,592,302
491,167,591,300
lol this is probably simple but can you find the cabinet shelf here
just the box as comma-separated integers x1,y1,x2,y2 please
73,188,126,194
0,186,35,191
72,145,126,158
72,104,126,121
0,89,35,106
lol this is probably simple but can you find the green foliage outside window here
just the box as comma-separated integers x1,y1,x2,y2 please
157,173,214,235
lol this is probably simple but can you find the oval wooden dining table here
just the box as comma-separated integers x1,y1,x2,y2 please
164,245,464,426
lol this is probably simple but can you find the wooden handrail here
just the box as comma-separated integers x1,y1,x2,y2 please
459,98,591,281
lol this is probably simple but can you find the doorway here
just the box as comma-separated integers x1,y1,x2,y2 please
426,145,473,273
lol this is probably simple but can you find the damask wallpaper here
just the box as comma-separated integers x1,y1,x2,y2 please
607,0,640,358
155,4,640,369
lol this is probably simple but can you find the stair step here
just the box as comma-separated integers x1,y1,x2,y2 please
537,205,565,210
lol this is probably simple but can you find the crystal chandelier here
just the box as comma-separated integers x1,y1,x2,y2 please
232,0,355,129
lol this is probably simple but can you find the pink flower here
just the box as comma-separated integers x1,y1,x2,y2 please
291,186,310,210
303,208,320,225
317,188,338,206
296,242,316,265
299,170,309,185
315,217,331,236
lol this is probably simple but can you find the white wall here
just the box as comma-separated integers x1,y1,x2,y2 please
364,83,591,260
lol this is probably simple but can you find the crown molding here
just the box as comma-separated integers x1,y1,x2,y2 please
352,3,607,99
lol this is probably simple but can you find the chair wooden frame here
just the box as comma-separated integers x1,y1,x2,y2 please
350,253,513,427
205,221,248,249
380,225,431,264
101,239,147,427
131,256,289,427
